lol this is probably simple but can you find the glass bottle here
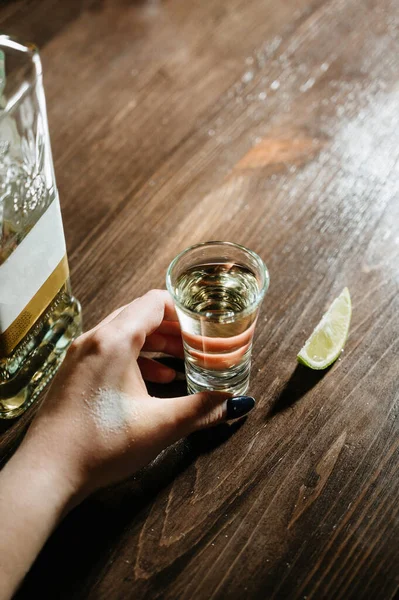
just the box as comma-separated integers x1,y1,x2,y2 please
0,35,82,418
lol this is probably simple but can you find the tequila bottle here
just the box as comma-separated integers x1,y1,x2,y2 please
0,36,82,418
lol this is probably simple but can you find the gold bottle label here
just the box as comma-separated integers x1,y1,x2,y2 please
0,255,69,356
0,197,69,357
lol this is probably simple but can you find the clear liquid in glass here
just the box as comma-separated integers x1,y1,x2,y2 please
174,263,259,395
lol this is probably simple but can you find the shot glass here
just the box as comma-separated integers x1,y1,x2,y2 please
166,241,269,395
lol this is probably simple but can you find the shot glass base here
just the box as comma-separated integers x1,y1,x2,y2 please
186,363,251,397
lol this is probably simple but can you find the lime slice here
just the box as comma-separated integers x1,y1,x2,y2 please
297,287,351,369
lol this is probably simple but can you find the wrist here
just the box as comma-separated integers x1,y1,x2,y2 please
13,434,85,517
0,433,84,598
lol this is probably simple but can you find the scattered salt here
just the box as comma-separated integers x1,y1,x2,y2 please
87,387,134,435
300,77,316,92
242,71,254,83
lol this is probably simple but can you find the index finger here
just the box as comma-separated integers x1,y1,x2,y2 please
109,289,178,353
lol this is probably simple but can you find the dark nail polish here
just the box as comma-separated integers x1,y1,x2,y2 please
226,396,255,419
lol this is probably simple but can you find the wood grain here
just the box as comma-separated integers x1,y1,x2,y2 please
1,0,398,598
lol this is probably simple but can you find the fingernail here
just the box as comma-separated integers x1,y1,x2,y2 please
226,396,255,419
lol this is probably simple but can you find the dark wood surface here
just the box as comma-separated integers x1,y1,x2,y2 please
1,0,399,598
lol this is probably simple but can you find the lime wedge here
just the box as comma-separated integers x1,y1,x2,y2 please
297,287,351,369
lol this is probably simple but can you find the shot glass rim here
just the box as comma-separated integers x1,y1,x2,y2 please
166,241,270,320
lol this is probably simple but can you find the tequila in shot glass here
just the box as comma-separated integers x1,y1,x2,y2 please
166,241,269,395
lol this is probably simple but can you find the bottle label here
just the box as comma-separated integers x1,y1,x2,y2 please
0,197,69,356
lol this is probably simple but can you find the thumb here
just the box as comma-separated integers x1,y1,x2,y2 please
165,392,256,438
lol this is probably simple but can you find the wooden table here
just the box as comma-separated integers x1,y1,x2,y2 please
1,1,398,598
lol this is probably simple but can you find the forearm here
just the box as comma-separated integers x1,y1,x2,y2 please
0,440,76,599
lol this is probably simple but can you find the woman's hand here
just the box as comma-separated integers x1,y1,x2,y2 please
24,289,255,501
0,290,255,599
